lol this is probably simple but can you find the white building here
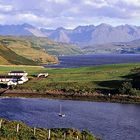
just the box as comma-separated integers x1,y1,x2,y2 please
0,75,28,86
37,73,49,78
8,71,28,76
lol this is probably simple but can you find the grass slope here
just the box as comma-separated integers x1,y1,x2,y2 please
1,36,83,56
0,36,58,64
0,45,38,65
0,118,97,140
0,55,10,65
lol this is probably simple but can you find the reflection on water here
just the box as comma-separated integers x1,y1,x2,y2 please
0,98,140,140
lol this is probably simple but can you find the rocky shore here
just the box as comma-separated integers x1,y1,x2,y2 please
1,89,140,104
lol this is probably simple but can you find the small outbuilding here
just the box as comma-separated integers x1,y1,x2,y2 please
37,73,49,78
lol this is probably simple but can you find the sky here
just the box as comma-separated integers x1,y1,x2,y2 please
0,0,140,29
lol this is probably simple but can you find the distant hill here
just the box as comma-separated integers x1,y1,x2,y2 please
0,36,58,63
0,23,46,37
0,36,59,65
82,39,140,54
0,36,83,65
20,36,83,56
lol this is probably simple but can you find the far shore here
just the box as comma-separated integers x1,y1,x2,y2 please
1,89,140,104
0,63,140,104
0,64,44,68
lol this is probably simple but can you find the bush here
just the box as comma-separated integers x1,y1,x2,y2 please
119,82,132,95
81,130,96,140
130,88,140,96
119,82,140,96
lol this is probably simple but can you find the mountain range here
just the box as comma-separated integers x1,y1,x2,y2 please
41,23,140,46
1,23,140,45
0,23,140,54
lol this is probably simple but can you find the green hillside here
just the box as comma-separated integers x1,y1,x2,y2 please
0,36,83,65
26,37,83,56
0,45,38,65
0,36,58,64
8,36,83,56
0,118,97,140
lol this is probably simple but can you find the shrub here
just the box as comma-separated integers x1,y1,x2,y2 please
81,130,96,140
119,82,140,96
119,82,132,95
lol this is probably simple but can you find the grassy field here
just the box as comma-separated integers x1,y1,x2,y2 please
0,118,97,140
0,63,140,95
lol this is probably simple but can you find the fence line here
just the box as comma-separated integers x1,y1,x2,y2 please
0,119,82,140
0,119,2,128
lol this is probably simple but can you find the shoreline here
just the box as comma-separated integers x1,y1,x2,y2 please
1,89,140,104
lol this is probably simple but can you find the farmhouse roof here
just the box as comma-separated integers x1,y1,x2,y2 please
9,71,26,73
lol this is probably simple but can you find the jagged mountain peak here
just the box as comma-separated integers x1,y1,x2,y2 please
21,23,35,28
56,27,66,31
97,23,112,27
74,25,95,32
41,23,140,45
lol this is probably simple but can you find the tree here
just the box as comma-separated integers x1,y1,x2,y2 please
119,82,132,95
119,82,139,96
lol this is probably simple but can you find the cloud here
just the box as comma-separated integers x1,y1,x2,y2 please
0,3,13,12
47,0,69,4
0,0,139,28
